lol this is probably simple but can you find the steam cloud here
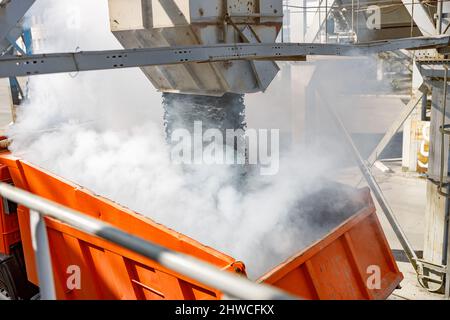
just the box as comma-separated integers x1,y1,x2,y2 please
7,0,386,279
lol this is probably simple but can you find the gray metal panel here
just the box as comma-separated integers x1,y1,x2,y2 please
0,0,35,43
259,0,283,22
241,25,279,91
108,0,282,95
428,82,450,178
424,81,450,266
189,0,223,22
419,63,450,79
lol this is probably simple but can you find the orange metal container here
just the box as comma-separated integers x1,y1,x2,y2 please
0,164,21,255
0,153,245,299
258,191,403,299
0,152,403,300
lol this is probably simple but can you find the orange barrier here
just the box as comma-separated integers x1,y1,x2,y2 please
0,152,403,300
0,153,244,299
258,191,403,299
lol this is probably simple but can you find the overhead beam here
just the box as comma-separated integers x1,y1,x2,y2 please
418,62,450,78
401,0,436,36
0,35,448,78
0,23,22,54
0,0,35,44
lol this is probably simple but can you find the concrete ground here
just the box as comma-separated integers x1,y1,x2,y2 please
374,162,445,300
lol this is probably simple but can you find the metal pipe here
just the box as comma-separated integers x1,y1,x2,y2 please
446,195,450,298
439,67,448,196
281,1,285,43
421,90,428,121
410,0,414,38
317,92,420,272
438,68,450,285
29,209,56,300
444,181,450,298
441,66,450,299
438,0,444,35
0,182,295,300
325,0,328,43
303,0,307,42
351,0,354,34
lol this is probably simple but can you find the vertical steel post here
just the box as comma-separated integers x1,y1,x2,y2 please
325,0,328,43
445,208,450,300
421,90,428,121
437,0,444,35
281,0,285,43
351,0,354,34
443,67,450,299
30,210,56,300
446,192,450,298
356,0,359,37
438,68,449,197
318,0,321,42
303,0,307,42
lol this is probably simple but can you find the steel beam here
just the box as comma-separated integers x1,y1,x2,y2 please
401,0,436,36
367,92,424,166
418,62,450,78
0,0,35,44
0,35,449,78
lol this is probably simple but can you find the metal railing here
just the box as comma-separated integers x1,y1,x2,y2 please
0,182,295,300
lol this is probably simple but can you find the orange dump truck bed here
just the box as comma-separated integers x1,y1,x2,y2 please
258,192,402,299
0,152,403,300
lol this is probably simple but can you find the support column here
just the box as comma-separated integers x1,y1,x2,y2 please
424,80,450,268
402,59,426,171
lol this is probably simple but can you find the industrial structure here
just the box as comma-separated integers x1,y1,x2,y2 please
0,0,449,301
